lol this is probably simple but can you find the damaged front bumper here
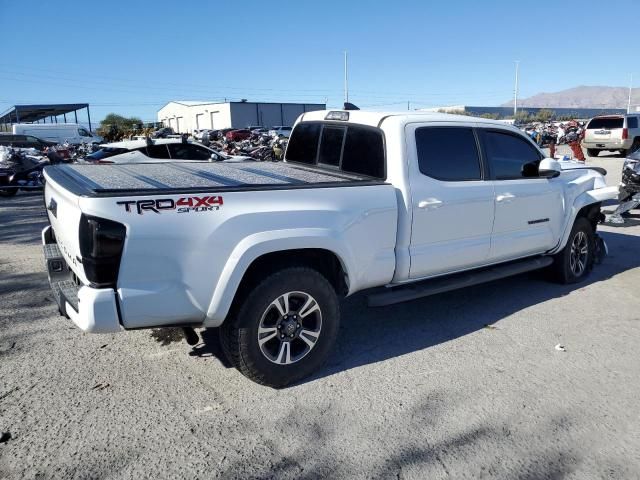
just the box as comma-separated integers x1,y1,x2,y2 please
42,225,122,333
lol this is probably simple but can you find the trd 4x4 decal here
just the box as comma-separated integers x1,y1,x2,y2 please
117,196,224,215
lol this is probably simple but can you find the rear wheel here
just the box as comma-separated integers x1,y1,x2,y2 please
220,267,340,388
550,218,594,284
587,149,600,157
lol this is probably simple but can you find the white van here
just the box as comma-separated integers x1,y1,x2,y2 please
11,123,102,145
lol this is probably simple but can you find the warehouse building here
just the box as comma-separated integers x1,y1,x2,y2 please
157,101,326,133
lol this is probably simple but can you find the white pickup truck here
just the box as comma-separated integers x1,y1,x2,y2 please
42,110,618,387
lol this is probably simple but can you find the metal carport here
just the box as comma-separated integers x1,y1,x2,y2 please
0,103,92,132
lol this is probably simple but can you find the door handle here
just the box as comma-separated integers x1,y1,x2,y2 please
496,193,515,203
418,199,443,209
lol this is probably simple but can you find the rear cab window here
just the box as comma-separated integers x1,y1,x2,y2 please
587,117,624,129
627,117,638,129
285,121,385,178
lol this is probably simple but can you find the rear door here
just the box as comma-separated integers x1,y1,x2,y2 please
478,127,564,262
407,123,495,279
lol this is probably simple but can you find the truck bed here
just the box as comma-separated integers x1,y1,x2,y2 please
44,161,382,197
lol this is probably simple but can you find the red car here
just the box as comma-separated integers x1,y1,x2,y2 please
225,129,251,141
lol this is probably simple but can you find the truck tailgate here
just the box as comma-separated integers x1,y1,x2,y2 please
43,172,88,284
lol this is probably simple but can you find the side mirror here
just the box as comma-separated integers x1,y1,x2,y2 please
538,158,562,178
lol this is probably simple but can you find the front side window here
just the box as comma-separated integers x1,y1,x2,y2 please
78,128,91,137
168,143,211,160
482,130,542,180
144,144,171,159
415,127,481,181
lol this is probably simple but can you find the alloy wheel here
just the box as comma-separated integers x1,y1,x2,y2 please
257,291,322,365
569,231,589,277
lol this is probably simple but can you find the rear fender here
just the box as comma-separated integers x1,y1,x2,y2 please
203,229,353,327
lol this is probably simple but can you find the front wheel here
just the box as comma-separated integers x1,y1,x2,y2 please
550,218,595,284
220,267,340,388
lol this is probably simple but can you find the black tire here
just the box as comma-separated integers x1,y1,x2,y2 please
0,189,17,197
220,267,340,388
550,217,595,284
587,149,599,157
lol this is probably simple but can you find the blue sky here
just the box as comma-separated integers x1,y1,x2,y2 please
0,0,636,125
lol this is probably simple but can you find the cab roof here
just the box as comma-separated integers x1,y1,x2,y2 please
299,109,517,129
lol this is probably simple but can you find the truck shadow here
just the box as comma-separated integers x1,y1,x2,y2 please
303,229,640,384
192,229,640,383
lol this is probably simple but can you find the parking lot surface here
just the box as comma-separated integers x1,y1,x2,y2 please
1,151,639,479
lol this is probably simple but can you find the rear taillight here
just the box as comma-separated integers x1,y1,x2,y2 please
79,214,126,288
623,128,629,140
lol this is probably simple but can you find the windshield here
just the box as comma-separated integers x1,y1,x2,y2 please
587,117,624,129
86,147,127,160
628,148,640,161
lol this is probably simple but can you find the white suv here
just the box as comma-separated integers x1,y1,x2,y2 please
268,126,292,138
583,114,640,157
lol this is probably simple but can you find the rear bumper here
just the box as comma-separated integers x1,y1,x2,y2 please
583,139,631,150
42,225,122,334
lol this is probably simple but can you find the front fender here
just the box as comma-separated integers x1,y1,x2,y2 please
203,229,354,327
552,185,618,253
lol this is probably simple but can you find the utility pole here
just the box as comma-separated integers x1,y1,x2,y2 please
513,60,520,117
407,101,410,111
627,73,633,114
344,50,349,105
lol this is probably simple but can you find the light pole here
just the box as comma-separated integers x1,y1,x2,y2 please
344,51,349,105
513,61,520,117
627,73,633,114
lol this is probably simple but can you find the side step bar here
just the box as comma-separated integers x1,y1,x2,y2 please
368,256,554,307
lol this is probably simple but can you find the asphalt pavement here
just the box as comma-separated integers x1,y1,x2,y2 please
1,149,639,479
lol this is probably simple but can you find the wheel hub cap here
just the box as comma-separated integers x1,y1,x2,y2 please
257,291,322,365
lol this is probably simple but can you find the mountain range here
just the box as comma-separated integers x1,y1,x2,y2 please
502,86,638,109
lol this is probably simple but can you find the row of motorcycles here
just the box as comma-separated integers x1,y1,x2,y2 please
0,145,79,197
522,121,586,147
205,134,288,162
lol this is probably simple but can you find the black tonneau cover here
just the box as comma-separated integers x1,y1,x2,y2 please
44,161,383,197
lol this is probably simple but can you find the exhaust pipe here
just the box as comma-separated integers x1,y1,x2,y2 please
182,327,200,346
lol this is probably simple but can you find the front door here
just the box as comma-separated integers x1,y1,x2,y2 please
407,124,495,279
478,128,564,261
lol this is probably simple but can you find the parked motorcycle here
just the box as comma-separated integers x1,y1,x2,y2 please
0,149,49,197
